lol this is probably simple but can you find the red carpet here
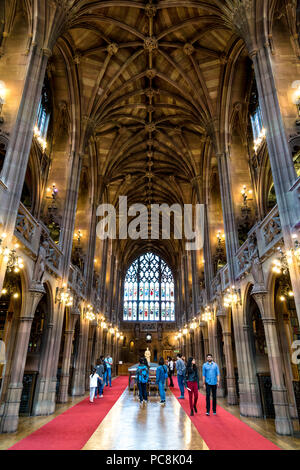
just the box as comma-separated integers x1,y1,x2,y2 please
9,376,128,450
170,384,280,450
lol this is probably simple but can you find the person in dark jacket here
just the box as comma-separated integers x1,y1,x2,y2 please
185,357,200,416
156,357,168,405
95,358,105,398
167,356,174,387
135,358,149,405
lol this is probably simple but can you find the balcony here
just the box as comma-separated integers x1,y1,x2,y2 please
212,205,282,296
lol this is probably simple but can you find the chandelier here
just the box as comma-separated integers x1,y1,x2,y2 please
223,287,239,308
0,235,24,273
86,304,96,321
56,284,73,306
202,306,213,322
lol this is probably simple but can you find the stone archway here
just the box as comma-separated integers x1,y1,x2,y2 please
246,293,274,419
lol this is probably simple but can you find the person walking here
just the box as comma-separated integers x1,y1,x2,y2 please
104,354,113,387
175,353,186,399
202,353,220,416
136,357,149,405
89,367,102,403
156,357,168,405
95,358,105,398
167,356,174,387
185,357,200,416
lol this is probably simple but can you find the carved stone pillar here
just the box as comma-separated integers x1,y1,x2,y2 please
223,332,238,405
0,289,44,432
253,293,293,435
231,303,262,417
57,329,74,403
216,152,240,280
32,321,55,416
251,44,300,324
0,48,50,292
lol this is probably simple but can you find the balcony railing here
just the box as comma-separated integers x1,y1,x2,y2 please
212,205,283,294
15,203,40,255
68,263,87,298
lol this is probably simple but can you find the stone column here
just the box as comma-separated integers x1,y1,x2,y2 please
194,327,200,364
223,331,238,405
0,289,44,432
231,303,262,417
253,293,293,435
216,152,240,279
0,48,50,292
32,320,55,416
72,321,88,396
57,329,74,403
251,44,300,323
211,320,225,398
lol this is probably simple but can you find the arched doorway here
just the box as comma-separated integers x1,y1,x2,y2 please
274,276,300,425
19,286,50,416
246,294,274,419
0,273,22,402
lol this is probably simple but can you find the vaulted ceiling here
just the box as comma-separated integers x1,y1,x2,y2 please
51,0,249,267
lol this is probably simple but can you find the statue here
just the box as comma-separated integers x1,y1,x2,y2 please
144,347,151,365
32,240,49,284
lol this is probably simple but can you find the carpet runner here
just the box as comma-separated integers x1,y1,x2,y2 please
170,384,280,450
9,376,128,450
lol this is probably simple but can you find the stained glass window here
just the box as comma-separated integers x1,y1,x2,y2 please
123,252,175,322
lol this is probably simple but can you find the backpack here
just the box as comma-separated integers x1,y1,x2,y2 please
137,366,148,384
163,365,168,380
103,361,107,373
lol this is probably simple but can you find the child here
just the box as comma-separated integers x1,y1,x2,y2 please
136,357,149,405
90,367,102,403
156,357,168,405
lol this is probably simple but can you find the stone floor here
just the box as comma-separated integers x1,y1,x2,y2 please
82,388,208,450
0,385,300,450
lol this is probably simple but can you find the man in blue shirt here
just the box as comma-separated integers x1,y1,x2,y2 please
104,354,113,387
202,354,220,416
176,353,186,399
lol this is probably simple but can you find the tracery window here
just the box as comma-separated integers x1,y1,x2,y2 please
250,106,263,142
35,84,51,139
123,252,175,322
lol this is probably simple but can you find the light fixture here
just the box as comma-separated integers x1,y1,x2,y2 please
223,286,239,308
217,231,225,242
0,81,7,123
55,285,73,306
74,229,83,245
0,232,7,255
1,282,20,299
86,305,96,321
202,306,213,322
109,327,115,335
292,81,300,122
182,328,188,335
1,241,24,273
46,183,58,201
272,246,290,276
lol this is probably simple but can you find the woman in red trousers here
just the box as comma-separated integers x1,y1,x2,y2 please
185,357,200,416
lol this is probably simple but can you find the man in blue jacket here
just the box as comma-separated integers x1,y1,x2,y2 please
176,353,186,399
202,353,220,416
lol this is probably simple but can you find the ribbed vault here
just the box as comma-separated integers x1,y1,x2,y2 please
51,0,245,265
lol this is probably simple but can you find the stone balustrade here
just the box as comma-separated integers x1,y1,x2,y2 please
213,205,283,295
